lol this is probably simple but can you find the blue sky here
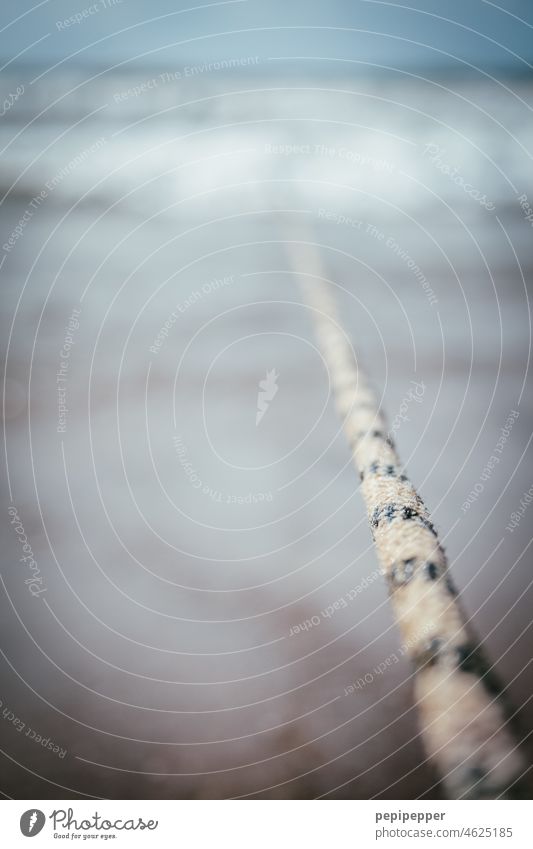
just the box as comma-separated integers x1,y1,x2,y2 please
1,0,532,71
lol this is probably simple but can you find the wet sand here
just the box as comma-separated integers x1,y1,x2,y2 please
1,70,532,798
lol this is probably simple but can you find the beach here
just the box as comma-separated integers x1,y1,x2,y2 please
1,66,532,798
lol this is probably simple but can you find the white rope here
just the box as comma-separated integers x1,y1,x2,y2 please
289,236,527,799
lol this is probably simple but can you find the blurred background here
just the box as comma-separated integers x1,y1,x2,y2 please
1,0,532,799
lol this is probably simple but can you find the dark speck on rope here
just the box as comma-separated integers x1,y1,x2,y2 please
424,561,440,580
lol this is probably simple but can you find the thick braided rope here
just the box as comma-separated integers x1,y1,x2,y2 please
292,244,526,799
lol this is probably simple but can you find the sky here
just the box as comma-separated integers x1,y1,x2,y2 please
1,0,533,73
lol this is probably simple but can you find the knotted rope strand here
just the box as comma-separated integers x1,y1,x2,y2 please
291,239,526,799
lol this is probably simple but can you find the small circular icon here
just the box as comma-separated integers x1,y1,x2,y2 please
20,810,46,837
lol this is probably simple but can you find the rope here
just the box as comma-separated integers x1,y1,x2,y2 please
289,237,527,799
